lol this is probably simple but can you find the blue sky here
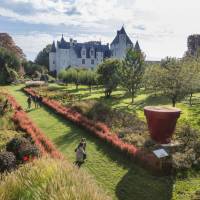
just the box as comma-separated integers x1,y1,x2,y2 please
0,0,200,61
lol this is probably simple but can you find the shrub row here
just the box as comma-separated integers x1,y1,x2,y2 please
5,93,62,159
24,88,160,171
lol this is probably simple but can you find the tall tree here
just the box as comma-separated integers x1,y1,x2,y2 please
0,33,25,59
182,57,200,106
150,57,200,107
97,59,121,98
120,48,145,103
0,47,20,84
35,44,51,70
143,64,163,96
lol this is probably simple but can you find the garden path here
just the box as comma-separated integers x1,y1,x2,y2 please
6,85,173,200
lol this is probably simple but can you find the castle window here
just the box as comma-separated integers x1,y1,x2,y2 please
90,50,94,56
91,59,94,65
82,59,85,64
82,50,86,56
53,61,55,64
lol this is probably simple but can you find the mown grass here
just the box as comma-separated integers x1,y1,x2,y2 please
47,83,200,128
0,157,111,200
3,84,200,200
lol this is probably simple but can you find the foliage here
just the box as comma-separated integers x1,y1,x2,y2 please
25,88,140,156
35,44,52,70
172,124,200,170
0,151,16,173
0,48,20,84
97,59,121,97
145,57,200,107
40,74,55,83
0,130,18,151
143,64,163,95
0,157,112,200
0,33,25,59
120,48,145,103
8,84,199,200
182,57,200,105
7,93,61,158
22,60,47,77
17,143,40,162
58,68,98,90
6,137,31,155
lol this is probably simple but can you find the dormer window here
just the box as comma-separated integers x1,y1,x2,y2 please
81,47,86,57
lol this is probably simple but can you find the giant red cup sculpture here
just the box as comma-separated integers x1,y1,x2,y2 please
144,106,181,144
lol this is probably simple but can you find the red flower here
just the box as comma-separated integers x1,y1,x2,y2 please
23,155,29,161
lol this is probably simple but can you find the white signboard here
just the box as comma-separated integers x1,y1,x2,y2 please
153,149,168,158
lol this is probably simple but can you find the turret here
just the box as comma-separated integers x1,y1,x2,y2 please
50,41,56,52
49,41,56,72
134,41,141,52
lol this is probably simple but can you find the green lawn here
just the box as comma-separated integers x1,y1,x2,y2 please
3,84,200,200
47,83,200,128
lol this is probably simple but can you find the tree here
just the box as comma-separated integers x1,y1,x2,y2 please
97,59,121,98
143,64,163,96
182,57,200,106
120,48,145,103
155,57,196,107
35,44,51,70
0,33,25,59
0,47,20,84
22,60,47,77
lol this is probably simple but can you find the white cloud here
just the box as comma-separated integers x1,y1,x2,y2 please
2,0,200,60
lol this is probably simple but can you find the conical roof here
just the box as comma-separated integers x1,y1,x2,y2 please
50,41,56,52
134,40,141,52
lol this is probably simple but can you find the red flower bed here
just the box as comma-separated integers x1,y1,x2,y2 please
4,93,62,159
24,88,139,156
22,88,166,173
23,88,160,170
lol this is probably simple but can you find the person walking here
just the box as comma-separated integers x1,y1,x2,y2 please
38,95,43,107
81,138,87,151
27,95,32,110
32,96,38,109
74,142,86,168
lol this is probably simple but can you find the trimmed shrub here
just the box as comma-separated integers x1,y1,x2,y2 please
17,144,40,162
0,151,16,173
6,137,31,155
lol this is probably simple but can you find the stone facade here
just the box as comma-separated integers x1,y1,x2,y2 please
49,27,140,73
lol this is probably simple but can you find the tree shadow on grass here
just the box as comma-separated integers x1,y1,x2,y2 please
41,105,174,200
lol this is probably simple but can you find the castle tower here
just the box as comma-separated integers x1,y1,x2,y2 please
49,41,56,71
110,26,133,59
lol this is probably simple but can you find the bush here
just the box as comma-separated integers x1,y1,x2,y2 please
0,151,16,173
0,130,18,151
87,101,111,122
17,144,40,162
171,124,200,170
6,137,31,155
